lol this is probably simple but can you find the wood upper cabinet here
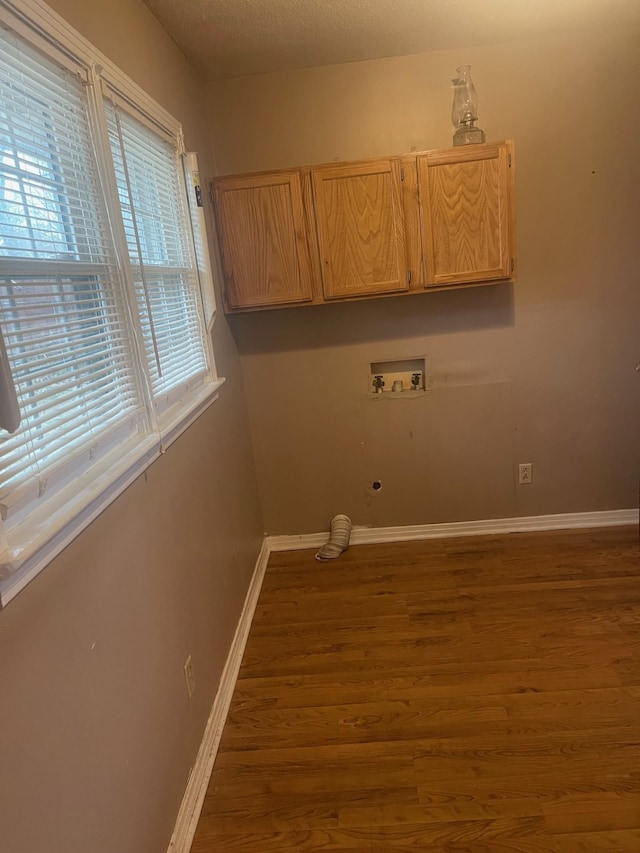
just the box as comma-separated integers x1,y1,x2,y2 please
311,159,408,300
210,141,516,312
212,170,314,310
417,141,515,287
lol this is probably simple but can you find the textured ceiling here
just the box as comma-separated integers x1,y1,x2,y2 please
143,0,639,80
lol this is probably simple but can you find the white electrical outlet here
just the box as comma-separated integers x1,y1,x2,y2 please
518,463,533,485
183,655,196,699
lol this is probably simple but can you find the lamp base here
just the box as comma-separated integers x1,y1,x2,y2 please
453,125,486,146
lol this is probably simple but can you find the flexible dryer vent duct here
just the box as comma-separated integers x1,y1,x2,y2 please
315,514,352,561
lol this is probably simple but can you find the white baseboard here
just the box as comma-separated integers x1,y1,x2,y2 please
267,508,639,552
166,538,270,853
167,507,638,851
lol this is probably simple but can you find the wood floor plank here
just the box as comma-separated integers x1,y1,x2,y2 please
543,791,640,834
190,526,640,852
548,827,640,851
192,816,550,851
219,698,510,750
338,797,544,827
417,772,640,806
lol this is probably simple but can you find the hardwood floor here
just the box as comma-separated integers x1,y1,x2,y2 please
191,526,640,852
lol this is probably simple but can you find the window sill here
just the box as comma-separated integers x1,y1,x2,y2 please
0,377,225,607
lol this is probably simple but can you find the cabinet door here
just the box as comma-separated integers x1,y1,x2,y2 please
212,171,314,310
312,159,408,300
418,142,514,286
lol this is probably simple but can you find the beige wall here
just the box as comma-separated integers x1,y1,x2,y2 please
0,2,263,852
208,25,640,535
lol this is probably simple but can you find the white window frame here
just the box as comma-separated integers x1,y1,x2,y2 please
0,0,223,607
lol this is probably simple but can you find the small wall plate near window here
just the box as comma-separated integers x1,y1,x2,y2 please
369,357,427,397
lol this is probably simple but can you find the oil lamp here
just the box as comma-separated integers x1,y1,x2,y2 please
452,65,485,146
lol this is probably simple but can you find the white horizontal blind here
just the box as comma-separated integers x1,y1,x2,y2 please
104,101,208,416
0,29,144,519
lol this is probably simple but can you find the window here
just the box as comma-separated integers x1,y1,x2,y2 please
0,5,220,605
105,102,209,415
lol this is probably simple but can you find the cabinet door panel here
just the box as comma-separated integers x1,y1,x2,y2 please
418,142,513,286
213,171,313,309
312,159,407,299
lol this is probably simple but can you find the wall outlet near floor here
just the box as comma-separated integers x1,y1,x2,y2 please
518,463,533,485
183,655,196,699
